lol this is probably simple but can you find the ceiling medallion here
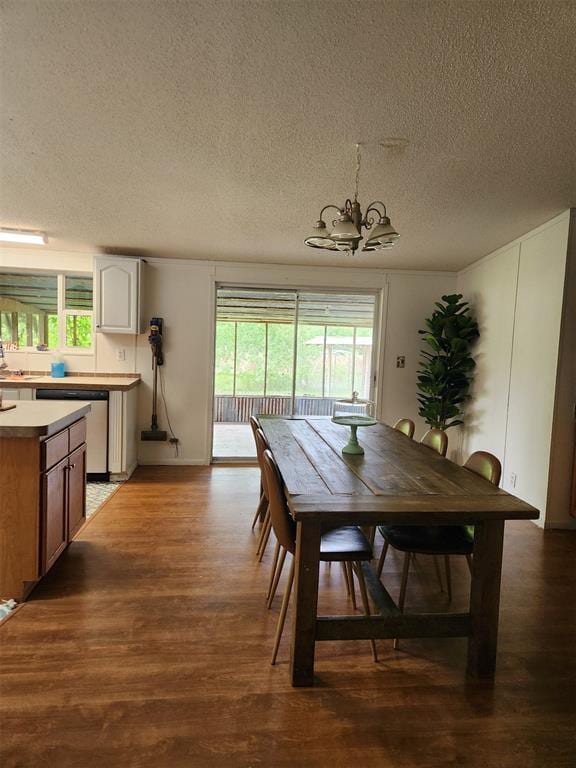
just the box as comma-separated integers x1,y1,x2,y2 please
304,143,399,254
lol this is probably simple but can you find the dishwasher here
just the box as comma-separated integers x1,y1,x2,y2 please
36,389,109,479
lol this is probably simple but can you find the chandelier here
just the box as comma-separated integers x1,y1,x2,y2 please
304,144,399,254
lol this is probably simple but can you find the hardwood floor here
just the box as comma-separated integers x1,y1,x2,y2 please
1,466,574,768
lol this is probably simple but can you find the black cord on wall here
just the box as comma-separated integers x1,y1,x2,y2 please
159,366,179,457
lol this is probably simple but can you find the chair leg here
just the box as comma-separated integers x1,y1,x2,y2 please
256,509,271,558
255,508,269,555
266,540,281,601
354,562,378,663
267,547,288,609
465,554,473,575
340,561,351,596
394,552,411,650
376,541,389,579
345,562,357,609
258,518,273,563
368,526,376,548
444,555,452,602
433,555,444,592
271,557,295,665
251,493,267,530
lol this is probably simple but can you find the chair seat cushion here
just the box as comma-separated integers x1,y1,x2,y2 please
378,524,474,555
320,526,372,562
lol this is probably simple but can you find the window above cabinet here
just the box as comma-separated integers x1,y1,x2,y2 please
0,271,93,352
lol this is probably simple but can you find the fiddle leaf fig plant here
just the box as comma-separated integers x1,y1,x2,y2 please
416,293,479,430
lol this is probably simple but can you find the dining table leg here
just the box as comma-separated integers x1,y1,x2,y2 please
290,518,322,687
466,519,505,679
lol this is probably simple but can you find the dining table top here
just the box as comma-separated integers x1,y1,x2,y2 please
259,416,539,524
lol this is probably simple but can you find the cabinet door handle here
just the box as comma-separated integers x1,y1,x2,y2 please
69,463,76,469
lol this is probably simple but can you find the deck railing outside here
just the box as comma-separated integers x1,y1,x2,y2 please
214,395,337,423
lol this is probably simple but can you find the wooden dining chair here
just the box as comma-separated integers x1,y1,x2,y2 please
393,418,415,439
249,416,268,530
375,427,448,581
262,449,378,664
253,428,274,563
420,428,448,457
376,450,501,647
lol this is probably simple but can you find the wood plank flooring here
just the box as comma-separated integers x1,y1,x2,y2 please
0,466,574,768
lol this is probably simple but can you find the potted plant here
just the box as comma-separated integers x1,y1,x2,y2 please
416,294,479,430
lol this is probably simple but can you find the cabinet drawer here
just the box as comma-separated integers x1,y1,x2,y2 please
69,418,86,452
42,429,69,471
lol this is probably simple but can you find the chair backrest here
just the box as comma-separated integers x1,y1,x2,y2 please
254,428,270,497
262,449,297,554
464,451,502,486
393,418,415,439
420,428,448,457
249,415,260,439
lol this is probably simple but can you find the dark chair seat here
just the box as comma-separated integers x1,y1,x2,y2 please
378,524,473,556
320,526,372,561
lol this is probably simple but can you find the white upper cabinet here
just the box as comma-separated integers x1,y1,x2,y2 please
94,256,144,334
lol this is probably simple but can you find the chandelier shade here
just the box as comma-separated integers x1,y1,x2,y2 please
362,215,399,250
329,212,363,245
304,220,337,249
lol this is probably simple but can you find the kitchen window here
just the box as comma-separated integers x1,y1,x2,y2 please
0,271,93,352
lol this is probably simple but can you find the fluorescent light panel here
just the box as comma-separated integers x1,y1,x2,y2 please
0,228,47,245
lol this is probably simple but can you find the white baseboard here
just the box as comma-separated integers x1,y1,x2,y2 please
137,458,209,466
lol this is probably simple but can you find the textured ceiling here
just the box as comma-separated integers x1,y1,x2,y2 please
1,0,575,270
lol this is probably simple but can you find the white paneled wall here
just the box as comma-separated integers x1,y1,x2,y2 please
457,211,572,528
503,216,569,525
458,245,519,462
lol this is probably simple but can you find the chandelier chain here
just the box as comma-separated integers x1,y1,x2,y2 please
354,143,361,202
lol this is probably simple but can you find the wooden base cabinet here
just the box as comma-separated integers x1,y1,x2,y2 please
42,457,68,574
0,417,87,601
41,443,87,575
67,445,87,539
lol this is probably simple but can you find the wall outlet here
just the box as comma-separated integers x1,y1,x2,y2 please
396,355,406,369
116,348,126,362
510,472,517,488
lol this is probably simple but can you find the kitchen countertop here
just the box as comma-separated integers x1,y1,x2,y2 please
0,401,91,438
0,375,140,391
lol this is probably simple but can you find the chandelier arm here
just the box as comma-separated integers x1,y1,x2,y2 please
362,204,388,229
319,204,342,221
365,201,387,217
363,214,377,230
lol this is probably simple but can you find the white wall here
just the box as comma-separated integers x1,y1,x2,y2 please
0,244,457,465
457,211,572,528
136,260,215,465
379,272,458,443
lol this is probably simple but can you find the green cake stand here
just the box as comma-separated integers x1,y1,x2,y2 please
331,414,377,455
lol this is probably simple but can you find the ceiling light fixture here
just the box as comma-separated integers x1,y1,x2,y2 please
0,228,47,245
304,143,399,254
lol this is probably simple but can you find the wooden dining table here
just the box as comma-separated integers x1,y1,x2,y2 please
259,416,539,687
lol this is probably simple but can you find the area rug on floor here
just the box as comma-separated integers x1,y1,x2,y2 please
0,600,16,620
86,481,123,519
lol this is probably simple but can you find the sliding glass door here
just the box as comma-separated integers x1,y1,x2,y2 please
293,292,376,415
212,287,378,458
